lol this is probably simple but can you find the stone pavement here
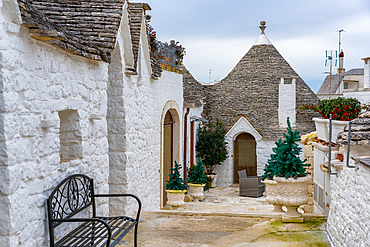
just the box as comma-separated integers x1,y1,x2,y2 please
117,187,330,247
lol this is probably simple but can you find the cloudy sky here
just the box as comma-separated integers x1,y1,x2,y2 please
144,0,370,92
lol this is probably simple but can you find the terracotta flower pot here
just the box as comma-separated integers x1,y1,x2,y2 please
262,179,284,213
274,176,310,222
188,183,205,202
165,190,187,207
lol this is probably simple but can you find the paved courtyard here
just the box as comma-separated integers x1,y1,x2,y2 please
118,187,331,246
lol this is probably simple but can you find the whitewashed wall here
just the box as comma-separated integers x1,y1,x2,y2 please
327,158,370,247
108,29,183,216
343,90,370,105
0,5,110,247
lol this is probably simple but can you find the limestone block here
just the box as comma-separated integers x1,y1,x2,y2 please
20,116,39,137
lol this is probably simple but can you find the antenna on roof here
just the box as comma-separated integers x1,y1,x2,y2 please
325,50,337,99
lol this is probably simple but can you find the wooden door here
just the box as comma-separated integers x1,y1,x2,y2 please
233,133,257,183
163,112,174,206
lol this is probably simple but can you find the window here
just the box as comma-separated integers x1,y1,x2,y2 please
344,82,348,90
59,110,82,161
284,78,292,84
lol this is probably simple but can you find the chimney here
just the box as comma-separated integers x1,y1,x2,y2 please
362,57,370,89
338,51,345,74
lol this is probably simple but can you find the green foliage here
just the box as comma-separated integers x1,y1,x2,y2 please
262,118,310,180
196,119,228,174
316,97,361,121
187,157,208,184
166,161,187,191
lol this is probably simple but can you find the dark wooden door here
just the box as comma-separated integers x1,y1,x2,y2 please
233,133,257,183
163,111,174,206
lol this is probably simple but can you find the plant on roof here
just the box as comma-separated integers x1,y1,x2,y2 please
169,40,186,65
262,118,309,180
316,97,361,121
187,157,208,185
166,161,187,191
195,119,228,175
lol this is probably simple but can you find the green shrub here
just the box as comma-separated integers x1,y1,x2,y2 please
196,119,228,174
187,157,208,184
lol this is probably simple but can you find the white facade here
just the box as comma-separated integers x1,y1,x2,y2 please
214,117,275,186
327,158,370,247
107,9,183,215
0,2,110,246
0,1,184,246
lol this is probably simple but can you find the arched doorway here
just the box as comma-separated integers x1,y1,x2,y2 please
233,133,257,183
163,111,174,206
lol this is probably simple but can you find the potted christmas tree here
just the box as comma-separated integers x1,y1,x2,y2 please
262,118,311,222
165,161,187,208
187,157,208,202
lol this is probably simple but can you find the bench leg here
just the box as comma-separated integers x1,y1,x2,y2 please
134,224,139,247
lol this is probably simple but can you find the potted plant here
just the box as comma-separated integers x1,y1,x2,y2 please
187,157,208,202
196,119,228,187
165,161,187,208
262,118,311,222
313,97,361,142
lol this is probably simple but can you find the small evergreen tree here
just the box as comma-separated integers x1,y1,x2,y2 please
262,118,309,180
196,119,228,174
166,161,187,190
187,157,208,184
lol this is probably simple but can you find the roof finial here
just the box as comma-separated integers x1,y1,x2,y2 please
259,21,266,34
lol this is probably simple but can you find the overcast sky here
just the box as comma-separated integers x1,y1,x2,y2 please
144,0,370,92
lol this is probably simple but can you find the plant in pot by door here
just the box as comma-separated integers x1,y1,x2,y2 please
196,119,228,187
165,161,187,208
262,118,311,222
187,157,208,202
313,97,361,142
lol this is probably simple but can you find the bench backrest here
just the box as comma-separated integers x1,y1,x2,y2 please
47,174,95,228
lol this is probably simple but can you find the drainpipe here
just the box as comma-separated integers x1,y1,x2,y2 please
183,108,190,180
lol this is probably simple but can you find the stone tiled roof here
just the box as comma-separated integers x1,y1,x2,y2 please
18,0,162,78
182,65,206,108
338,111,370,146
317,75,342,94
18,0,124,62
201,42,320,138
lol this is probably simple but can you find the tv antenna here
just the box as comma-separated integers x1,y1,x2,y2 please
325,50,337,99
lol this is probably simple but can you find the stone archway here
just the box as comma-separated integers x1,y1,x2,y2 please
233,133,257,183
160,101,181,208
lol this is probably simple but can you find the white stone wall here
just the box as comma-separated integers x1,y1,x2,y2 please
327,159,370,247
279,78,296,127
0,7,109,246
343,90,370,105
108,33,183,216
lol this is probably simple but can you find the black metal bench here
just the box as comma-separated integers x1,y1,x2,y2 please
47,174,141,247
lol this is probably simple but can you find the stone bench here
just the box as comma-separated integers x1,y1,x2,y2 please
47,174,141,247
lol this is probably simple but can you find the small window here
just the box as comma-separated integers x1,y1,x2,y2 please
343,82,348,90
59,110,82,162
284,78,292,84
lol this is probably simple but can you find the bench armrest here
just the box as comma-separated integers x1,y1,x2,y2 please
94,194,142,222
52,218,112,247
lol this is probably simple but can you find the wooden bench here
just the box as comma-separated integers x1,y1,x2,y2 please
47,174,141,247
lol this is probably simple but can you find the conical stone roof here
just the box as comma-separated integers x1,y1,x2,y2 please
202,22,319,138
